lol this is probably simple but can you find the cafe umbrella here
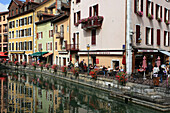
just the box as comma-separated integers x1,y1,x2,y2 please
142,56,147,80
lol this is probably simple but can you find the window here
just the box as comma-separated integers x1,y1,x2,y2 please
12,21,15,28
16,20,18,27
20,29,24,37
49,30,53,37
19,42,21,50
146,0,153,18
136,25,140,43
145,27,153,45
9,43,11,50
74,11,81,25
164,31,169,46
24,17,27,25
156,4,162,21
55,42,57,50
9,32,11,38
20,18,24,26
77,11,81,22
164,8,169,23
3,16,5,21
12,43,14,50
12,31,14,38
0,16,1,22
91,30,96,45
50,9,53,14
38,43,42,51
16,30,18,38
16,8,18,14
29,41,32,50
157,29,160,46
28,28,31,36
134,0,143,15
28,16,32,24
76,0,80,3
24,41,27,50
55,25,58,33
50,42,52,50
16,42,18,50
24,29,27,36
37,32,43,39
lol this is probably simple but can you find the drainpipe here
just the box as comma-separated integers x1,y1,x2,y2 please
33,12,35,53
126,0,132,75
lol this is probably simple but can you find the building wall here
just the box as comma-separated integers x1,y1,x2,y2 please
71,0,126,51
131,0,170,51
37,21,53,53
0,12,8,52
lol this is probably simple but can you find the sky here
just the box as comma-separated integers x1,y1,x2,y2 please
0,0,25,12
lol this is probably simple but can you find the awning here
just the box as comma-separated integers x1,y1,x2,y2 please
0,52,8,57
30,52,48,57
10,51,25,54
159,50,170,56
43,52,53,57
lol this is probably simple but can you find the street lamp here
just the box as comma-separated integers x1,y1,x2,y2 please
39,48,43,62
87,44,90,75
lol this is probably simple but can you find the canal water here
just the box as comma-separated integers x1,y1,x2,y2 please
0,66,167,113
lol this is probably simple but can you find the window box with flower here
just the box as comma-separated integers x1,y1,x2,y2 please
148,14,153,20
157,18,162,22
137,11,143,17
165,20,170,25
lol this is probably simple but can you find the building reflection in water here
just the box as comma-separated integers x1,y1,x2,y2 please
6,72,112,113
0,74,8,113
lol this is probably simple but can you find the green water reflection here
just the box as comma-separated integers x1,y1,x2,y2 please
1,68,166,113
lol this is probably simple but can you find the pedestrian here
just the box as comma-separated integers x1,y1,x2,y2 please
75,60,79,67
158,65,163,83
102,65,107,76
153,64,159,77
120,66,124,72
148,62,153,79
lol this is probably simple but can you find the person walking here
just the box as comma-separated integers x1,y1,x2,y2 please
158,65,163,83
148,63,153,79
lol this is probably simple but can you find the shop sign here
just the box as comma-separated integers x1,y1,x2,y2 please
138,50,158,52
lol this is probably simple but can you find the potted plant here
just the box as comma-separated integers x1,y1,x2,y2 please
72,67,80,79
61,66,67,76
45,63,50,70
165,20,170,25
52,64,57,73
148,13,153,20
32,62,37,70
116,72,127,86
39,62,44,72
137,11,143,17
157,17,162,22
89,69,99,80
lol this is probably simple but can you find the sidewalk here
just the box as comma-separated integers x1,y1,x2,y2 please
3,64,170,112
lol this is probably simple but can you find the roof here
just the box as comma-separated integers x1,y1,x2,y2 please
48,2,55,9
8,0,24,9
51,13,69,23
0,11,9,15
35,16,54,25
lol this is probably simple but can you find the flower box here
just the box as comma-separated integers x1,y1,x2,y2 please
148,14,153,20
137,11,143,17
157,18,162,22
165,20,170,25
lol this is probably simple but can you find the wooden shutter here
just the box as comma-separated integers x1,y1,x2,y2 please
96,4,98,16
92,30,96,45
37,33,38,39
46,43,48,51
52,30,53,37
141,0,143,12
136,25,140,43
169,10,170,22
145,27,148,45
168,32,170,46
146,0,148,16
74,13,76,24
41,32,43,38
55,42,57,50
89,7,92,17
50,42,52,50
19,19,20,26
151,2,153,15
164,8,166,22
73,33,75,45
156,4,158,19
151,28,153,45
157,29,160,45
65,40,67,50
134,0,137,13
164,31,166,46
30,16,32,24
160,6,162,18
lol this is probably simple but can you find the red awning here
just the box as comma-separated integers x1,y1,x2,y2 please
0,52,8,57
43,53,53,57
122,55,126,65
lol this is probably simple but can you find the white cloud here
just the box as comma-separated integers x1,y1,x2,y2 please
0,3,8,12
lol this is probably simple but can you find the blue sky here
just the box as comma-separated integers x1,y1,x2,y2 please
0,0,25,12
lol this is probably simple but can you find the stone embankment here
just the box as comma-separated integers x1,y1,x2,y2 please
3,64,170,112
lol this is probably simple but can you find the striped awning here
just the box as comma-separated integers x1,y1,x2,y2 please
43,52,53,57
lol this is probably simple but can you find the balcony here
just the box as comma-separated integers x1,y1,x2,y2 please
66,44,79,51
79,16,104,30
56,32,64,39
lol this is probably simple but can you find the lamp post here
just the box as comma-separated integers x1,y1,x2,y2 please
87,44,90,76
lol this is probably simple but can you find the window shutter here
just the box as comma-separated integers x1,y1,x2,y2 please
41,32,43,38
37,33,39,39
146,0,148,16
157,29,160,45
156,4,158,19
19,20,20,26
30,16,32,24
164,31,166,46
134,0,137,13
96,4,98,16
73,33,75,44
164,8,166,22
74,13,76,24
89,7,92,17
151,2,153,15
169,10,170,21
160,6,162,18
55,42,57,50
52,30,53,37
46,43,48,51
151,28,153,45
168,32,170,46
65,40,67,50
49,30,50,37
141,0,143,12
50,42,52,50
136,25,140,43
92,30,96,45
146,27,148,45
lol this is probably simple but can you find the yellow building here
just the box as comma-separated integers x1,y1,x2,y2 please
52,2,70,66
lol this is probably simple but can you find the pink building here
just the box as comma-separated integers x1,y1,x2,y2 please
70,0,126,69
130,0,170,72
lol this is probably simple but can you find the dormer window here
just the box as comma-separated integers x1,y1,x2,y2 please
134,0,143,17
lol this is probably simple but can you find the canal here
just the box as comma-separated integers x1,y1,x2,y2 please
0,66,166,113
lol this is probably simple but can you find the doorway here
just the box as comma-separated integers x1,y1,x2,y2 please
63,58,66,66
111,60,119,70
